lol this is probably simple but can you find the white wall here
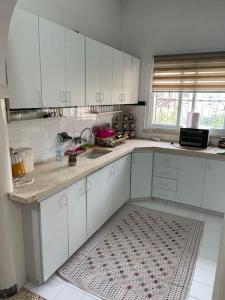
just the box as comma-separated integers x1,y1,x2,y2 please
121,0,225,123
17,0,122,49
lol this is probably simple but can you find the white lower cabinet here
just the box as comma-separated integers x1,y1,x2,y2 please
114,155,131,210
176,156,205,207
203,159,225,212
131,152,153,199
87,154,131,238
87,165,114,238
40,190,69,281
67,179,87,257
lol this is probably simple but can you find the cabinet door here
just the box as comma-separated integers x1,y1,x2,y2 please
65,29,85,107
112,49,123,104
67,179,86,256
115,155,131,210
123,53,133,104
7,9,42,109
86,38,100,105
131,57,140,104
203,159,225,212
87,165,115,238
99,44,112,105
40,190,68,281
39,18,66,107
131,152,153,199
176,156,205,207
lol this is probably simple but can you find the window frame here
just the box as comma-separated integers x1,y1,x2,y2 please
147,91,225,136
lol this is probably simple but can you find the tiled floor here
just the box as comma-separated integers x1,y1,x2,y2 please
24,199,223,300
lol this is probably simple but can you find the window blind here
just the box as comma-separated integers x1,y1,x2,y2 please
152,52,225,92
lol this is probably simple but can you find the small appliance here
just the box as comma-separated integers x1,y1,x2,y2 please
179,128,209,149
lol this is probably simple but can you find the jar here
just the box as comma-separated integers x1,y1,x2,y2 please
68,153,77,166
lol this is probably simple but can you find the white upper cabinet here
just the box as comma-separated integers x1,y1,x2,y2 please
131,57,140,104
122,53,133,104
176,156,205,207
7,11,140,108
203,159,225,212
7,9,42,109
86,38,112,105
65,29,85,106
39,18,66,108
112,49,123,104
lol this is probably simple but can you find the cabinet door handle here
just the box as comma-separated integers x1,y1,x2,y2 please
111,166,115,176
33,90,42,105
66,91,72,102
60,91,66,102
100,93,104,102
60,194,67,208
123,94,126,102
119,94,123,102
81,182,86,194
96,93,101,102
115,164,119,173
87,181,92,192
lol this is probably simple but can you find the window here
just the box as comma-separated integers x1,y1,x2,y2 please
152,91,225,130
150,52,225,131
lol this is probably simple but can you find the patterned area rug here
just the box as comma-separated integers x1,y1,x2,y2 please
8,288,45,300
58,204,204,300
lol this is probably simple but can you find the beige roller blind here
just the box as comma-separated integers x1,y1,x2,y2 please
152,52,225,92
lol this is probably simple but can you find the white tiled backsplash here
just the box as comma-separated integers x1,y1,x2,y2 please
8,107,114,163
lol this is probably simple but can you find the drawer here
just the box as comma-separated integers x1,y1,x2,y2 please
153,165,178,180
153,176,177,191
154,153,178,168
152,188,176,202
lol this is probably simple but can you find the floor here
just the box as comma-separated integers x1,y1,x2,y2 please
24,199,223,300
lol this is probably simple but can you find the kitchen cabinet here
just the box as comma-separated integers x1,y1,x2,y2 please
67,179,86,256
87,166,114,238
203,159,225,212
86,38,112,105
176,156,205,207
131,57,140,104
152,153,178,202
64,29,85,106
114,155,131,209
40,190,69,281
122,53,133,104
39,18,66,108
112,49,124,104
131,152,153,199
7,9,42,109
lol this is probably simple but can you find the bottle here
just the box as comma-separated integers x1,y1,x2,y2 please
55,135,64,161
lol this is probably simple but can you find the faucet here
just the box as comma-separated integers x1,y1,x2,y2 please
73,128,95,147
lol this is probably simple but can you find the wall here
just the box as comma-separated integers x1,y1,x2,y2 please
121,0,225,138
16,0,122,49
8,107,115,162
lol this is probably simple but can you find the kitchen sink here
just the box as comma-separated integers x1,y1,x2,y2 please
82,148,112,159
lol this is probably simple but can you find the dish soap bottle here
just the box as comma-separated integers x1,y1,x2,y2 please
55,134,64,161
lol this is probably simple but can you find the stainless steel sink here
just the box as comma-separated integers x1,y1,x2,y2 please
82,148,112,159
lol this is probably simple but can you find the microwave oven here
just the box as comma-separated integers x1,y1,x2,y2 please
179,128,209,149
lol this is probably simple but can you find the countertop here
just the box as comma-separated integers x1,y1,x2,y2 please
9,139,225,204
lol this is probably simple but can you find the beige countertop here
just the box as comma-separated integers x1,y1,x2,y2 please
9,139,225,204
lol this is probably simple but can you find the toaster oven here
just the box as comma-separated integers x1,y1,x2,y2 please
179,128,209,149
